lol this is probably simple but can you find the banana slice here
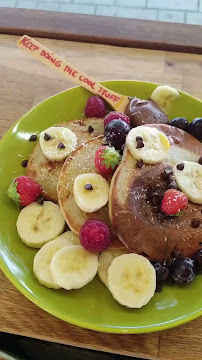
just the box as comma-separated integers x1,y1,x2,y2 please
74,173,109,213
126,126,170,164
39,126,77,162
50,245,98,290
55,231,80,245
150,85,180,115
33,236,73,289
174,161,202,204
108,254,156,308
98,248,130,288
17,201,65,248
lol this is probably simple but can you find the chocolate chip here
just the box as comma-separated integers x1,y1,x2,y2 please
161,168,173,180
58,142,65,149
136,140,144,149
157,213,165,222
29,134,37,142
191,219,200,228
199,242,202,246
88,125,94,133
151,196,162,206
136,136,143,142
84,183,93,191
177,163,184,171
21,160,28,168
199,156,202,165
167,180,178,190
44,133,51,141
136,159,144,169
36,195,44,205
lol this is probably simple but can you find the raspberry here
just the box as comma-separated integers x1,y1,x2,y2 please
85,96,107,118
80,219,111,252
161,189,188,216
95,146,121,174
104,111,130,128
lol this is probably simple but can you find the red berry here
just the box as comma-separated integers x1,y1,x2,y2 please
85,95,106,118
161,189,188,216
80,219,111,252
95,146,121,174
104,111,130,128
7,176,42,207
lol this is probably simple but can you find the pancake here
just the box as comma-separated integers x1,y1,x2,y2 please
109,124,202,261
26,118,104,202
57,136,124,249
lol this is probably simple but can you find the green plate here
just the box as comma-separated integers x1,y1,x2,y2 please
0,81,201,334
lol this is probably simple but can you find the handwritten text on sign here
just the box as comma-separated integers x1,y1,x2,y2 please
20,36,121,103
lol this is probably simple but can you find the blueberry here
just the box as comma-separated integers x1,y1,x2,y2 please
154,262,168,282
193,249,202,271
169,256,195,285
188,118,202,141
170,117,189,132
104,119,130,150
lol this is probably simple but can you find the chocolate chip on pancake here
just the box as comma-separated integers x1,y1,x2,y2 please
136,159,144,169
109,124,202,261
191,219,200,228
88,125,94,133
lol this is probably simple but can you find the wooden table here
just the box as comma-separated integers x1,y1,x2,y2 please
0,32,202,360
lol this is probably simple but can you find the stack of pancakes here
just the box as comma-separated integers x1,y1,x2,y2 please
27,119,202,261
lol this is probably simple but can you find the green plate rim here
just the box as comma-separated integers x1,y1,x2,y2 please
0,80,201,334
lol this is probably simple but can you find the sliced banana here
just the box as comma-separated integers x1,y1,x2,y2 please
17,201,65,248
150,85,180,115
39,126,77,162
174,161,202,204
108,254,156,308
126,126,170,164
50,245,98,290
98,248,130,288
74,173,109,213
33,236,73,289
55,231,80,245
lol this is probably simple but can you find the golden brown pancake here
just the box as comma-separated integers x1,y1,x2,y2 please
26,118,104,202
57,136,124,249
109,124,202,261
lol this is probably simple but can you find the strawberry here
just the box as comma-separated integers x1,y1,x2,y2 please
95,146,121,174
7,176,42,207
161,189,188,216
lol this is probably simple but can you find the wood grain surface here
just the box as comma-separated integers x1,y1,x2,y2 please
0,34,202,360
1,9,202,54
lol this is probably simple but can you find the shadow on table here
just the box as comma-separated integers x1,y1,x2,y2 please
0,333,144,360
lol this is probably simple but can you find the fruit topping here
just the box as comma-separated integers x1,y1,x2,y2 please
169,256,195,285
50,245,98,290
80,219,111,252
7,175,42,207
150,85,180,115
107,254,156,308
104,119,130,150
104,111,130,127
95,145,121,174
153,262,168,292
193,249,202,271
170,117,189,131
188,118,202,141
161,189,188,216
126,126,170,164
74,173,109,213
174,161,202,204
85,95,106,118
40,126,77,162
29,134,37,141
16,201,65,247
